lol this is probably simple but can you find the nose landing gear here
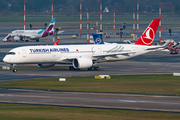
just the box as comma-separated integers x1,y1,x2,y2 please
12,64,17,72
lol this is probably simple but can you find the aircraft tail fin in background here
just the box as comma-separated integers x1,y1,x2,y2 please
41,18,56,37
92,34,104,44
135,18,161,46
46,18,56,31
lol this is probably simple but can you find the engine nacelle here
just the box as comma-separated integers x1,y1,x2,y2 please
37,63,55,68
73,58,93,69
30,36,36,39
14,36,21,41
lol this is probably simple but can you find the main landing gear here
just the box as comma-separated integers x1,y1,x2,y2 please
12,64,17,72
87,66,99,71
69,66,99,71
36,38,39,42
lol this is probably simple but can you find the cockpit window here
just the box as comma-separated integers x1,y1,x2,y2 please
7,52,16,55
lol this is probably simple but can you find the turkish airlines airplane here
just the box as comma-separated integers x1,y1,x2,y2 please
3,18,161,72
6,18,56,42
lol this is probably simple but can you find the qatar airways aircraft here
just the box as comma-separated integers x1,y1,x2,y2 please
7,18,56,42
4,18,161,72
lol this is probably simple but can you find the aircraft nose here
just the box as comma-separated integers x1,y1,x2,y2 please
3,56,9,63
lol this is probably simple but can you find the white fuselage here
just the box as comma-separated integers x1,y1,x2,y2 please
12,30,44,39
3,44,154,65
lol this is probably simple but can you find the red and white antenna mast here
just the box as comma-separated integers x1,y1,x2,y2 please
137,0,139,36
24,0,25,30
159,2,161,44
133,8,135,43
52,0,53,20
113,9,115,32
80,0,82,36
96,18,98,33
100,0,102,31
52,0,55,44
87,8,89,44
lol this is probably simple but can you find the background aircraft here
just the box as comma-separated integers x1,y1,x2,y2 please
3,18,56,42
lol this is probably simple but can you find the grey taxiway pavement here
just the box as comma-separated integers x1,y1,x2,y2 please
0,87,180,113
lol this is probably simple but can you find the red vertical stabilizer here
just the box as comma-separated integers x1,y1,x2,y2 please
135,18,161,46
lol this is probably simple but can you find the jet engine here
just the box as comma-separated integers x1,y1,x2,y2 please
73,58,93,69
30,36,36,39
14,36,21,41
37,63,55,68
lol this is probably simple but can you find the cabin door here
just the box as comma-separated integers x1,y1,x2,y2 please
22,50,26,58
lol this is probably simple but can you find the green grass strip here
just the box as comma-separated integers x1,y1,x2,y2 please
0,103,180,120
0,74,180,95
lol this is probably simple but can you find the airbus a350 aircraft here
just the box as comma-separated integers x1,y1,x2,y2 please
4,18,56,42
4,18,161,72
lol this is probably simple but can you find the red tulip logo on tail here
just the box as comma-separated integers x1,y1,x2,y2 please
140,27,154,45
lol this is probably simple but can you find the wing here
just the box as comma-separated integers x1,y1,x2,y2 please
22,35,36,39
61,47,163,61
61,51,136,61
57,31,64,34
146,46,163,50
93,51,136,57
146,42,174,50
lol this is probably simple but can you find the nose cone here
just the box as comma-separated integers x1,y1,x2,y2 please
3,56,9,63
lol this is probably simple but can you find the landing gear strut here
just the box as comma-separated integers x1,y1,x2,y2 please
36,38,39,42
12,64,17,72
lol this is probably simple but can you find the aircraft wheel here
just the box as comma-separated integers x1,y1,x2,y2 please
88,66,99,71
36,39,39,42
88,68,92,71
94,66,99,71
13,69,17,72
69,66,73,70
92,67,95,71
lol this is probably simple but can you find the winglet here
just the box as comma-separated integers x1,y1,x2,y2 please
92,34,104,44
50,18,56,23
53,40,60,45
135,18,161,46
50,19,54,23
165,42,174,49
53,18,56,23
